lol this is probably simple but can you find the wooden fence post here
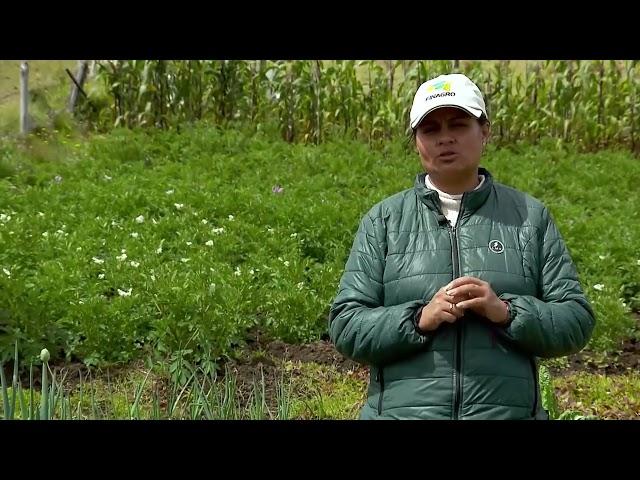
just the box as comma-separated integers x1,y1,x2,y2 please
20,61,29,134
67,60,89,113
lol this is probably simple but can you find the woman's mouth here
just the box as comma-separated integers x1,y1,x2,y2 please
438,151,458,161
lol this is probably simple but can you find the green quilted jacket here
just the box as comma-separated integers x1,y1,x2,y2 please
329,168,595,420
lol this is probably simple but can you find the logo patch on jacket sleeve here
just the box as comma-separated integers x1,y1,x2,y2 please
489,240,504,254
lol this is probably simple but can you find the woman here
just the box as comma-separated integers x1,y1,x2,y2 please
329,73,595,420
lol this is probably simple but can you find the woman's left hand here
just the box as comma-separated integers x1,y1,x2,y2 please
444,276,509,325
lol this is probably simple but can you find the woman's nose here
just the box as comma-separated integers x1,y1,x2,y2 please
437,133,455,145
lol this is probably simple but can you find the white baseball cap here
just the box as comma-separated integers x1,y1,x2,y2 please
409,73,487,129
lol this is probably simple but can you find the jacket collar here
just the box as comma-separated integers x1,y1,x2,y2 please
414,167,494,215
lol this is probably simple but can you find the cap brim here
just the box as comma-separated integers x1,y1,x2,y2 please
411,104,483,130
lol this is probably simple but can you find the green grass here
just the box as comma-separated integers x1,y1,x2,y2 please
0,125,638,368
286,361,367,419
554,371,640,419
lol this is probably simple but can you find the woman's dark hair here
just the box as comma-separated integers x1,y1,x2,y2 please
406,112,490,148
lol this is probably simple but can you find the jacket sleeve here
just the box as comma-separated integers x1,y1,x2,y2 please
328,211,429,366
498,207,596,358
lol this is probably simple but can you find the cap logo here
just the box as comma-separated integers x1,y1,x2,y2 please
489,240,504,254
426,91,455,102
427,81,451,92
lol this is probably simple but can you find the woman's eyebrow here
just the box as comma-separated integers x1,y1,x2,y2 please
448,113,471,121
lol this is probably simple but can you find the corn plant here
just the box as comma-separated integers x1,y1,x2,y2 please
86,59,640,154
323,60,363,137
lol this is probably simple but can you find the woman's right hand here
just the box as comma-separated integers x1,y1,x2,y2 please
417,287,465,332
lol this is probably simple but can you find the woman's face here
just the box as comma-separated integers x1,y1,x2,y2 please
415,107,490,179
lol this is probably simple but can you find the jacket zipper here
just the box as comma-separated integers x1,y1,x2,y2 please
376,368,385,415
449,198,465,420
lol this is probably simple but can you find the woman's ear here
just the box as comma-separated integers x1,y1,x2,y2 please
410,129,418,152
481,121,491,146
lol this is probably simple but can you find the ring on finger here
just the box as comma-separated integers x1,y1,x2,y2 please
449,302,455,311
